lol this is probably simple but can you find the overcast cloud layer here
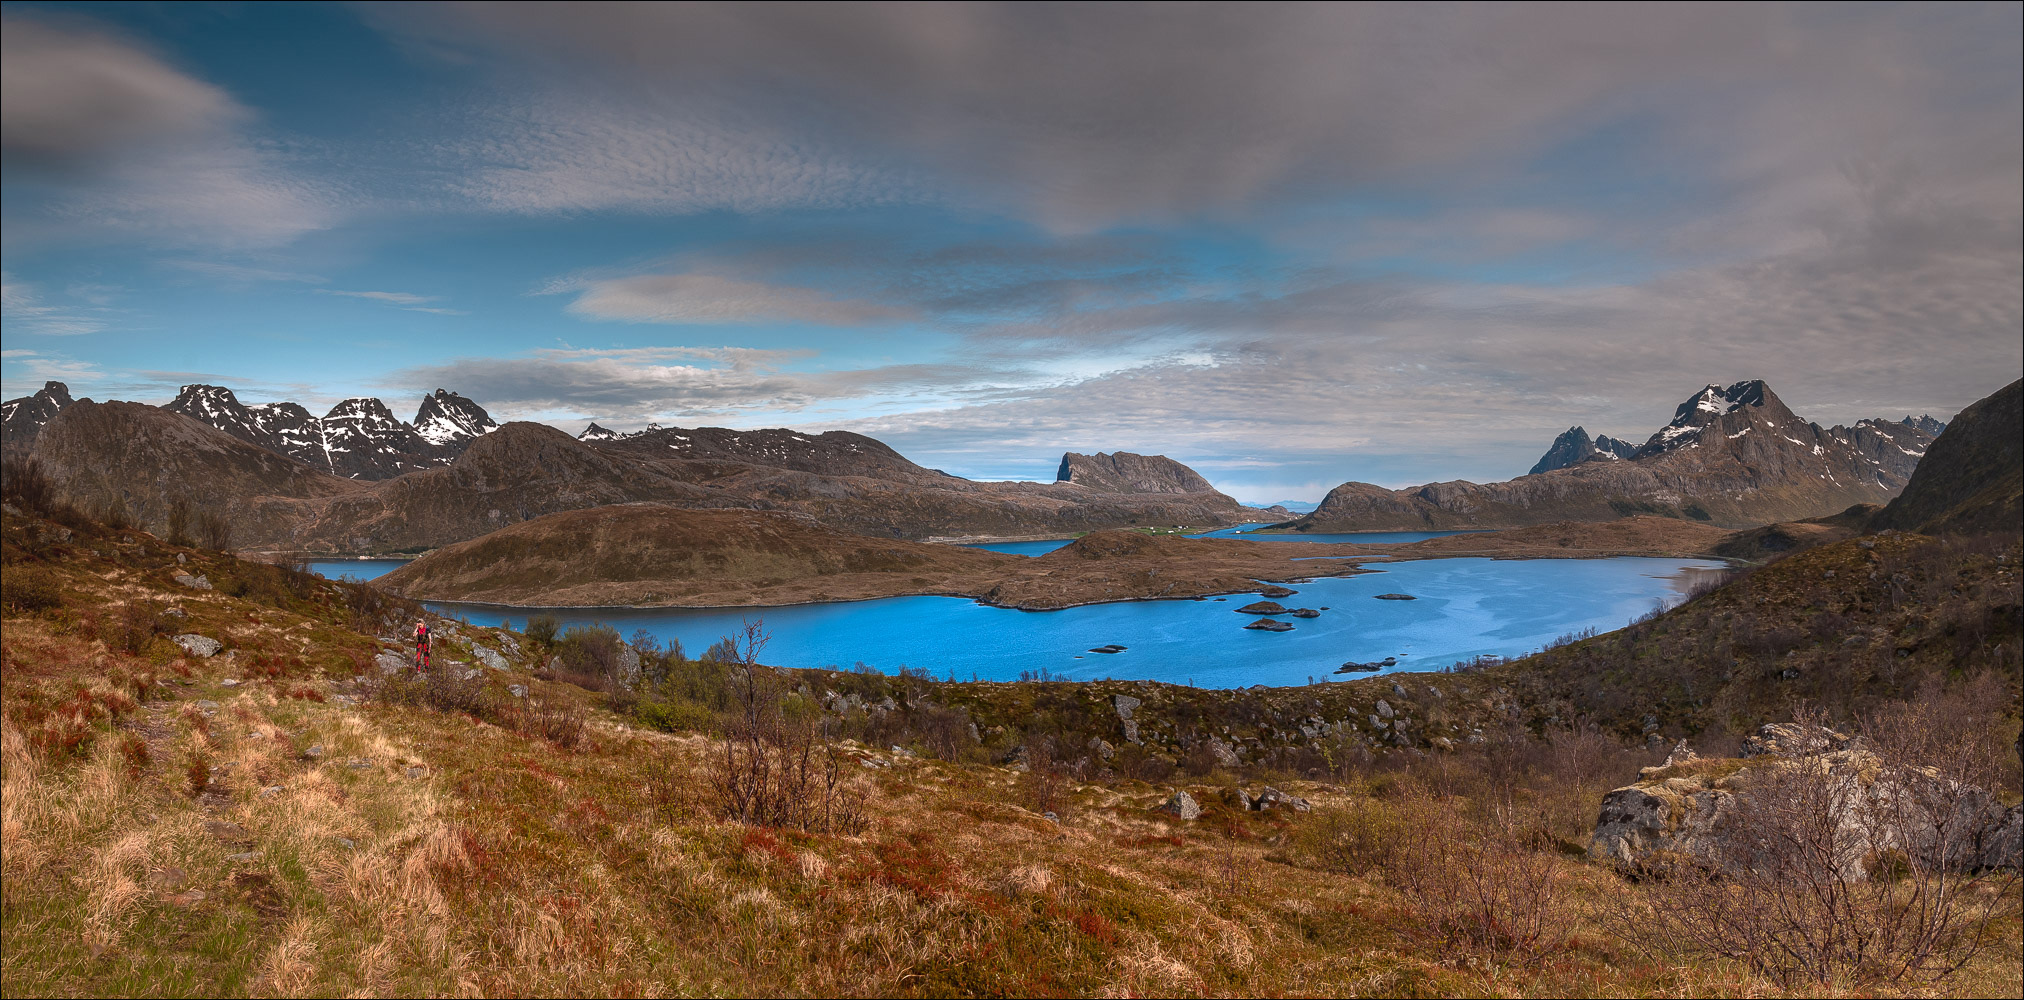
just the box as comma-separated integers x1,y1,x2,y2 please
2,2,2018,498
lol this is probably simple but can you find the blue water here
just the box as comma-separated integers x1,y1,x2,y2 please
309,560,410,581
963,539,1079,556
961,526,1476,557
421,557,1722,688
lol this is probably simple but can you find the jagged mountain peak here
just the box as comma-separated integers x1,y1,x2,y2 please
579,422,621,441
1529,426,1638,475
1,381,78,450
413,388,499,446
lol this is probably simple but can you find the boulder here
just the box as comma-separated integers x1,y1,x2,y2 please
1207,738,1239,768
1154,790,1202,821
1251,786,1313,812
172,634,223,658
1375,699,1395,719
374,650,408,675
1591,723,2024,877
474,646,509,671
173,573,212,591
1243,619,1295,632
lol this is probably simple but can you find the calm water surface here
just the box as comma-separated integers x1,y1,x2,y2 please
417,556,1721,688
962,526,1478,556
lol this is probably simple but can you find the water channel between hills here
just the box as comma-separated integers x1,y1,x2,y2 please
311,533,1724,688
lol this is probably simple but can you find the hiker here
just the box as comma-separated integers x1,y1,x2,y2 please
413,619,431,671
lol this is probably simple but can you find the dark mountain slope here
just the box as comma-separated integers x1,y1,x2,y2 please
1870,379,2022,536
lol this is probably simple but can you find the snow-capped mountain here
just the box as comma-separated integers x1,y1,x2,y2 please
1293,379,1945,531
0,381,75,450
414,389,499,446
154,384,497,479
1528,426,1638,475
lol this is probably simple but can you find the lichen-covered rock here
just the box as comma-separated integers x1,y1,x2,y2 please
1206,738,1239,768
1154,790,1202,821
1591,723,2022,877
474,646,509,671
172,634,222,658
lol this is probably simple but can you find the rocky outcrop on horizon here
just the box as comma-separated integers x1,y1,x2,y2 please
0,381,75,451
1529,426,1638,474
1056,451,1219,495
1282,380,1940,532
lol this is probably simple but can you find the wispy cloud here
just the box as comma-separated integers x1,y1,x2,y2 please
317,289,469,315
1,273,114,336
564,272,911,326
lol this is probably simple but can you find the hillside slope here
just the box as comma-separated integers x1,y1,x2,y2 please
1870,378,2022,536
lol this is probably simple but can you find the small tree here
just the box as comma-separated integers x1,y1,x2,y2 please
704,619,862,833
164,497,193,547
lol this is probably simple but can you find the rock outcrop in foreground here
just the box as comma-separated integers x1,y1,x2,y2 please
1590,723,2023,877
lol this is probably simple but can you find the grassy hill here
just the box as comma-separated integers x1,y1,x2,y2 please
3,498,2019,997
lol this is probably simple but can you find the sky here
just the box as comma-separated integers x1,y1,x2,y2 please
2,2,2019,503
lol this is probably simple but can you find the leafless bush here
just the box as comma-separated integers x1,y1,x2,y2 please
164,498,193,547
1608,705,2021,988
513,695,588,749
1021,732,1068,817
706,620,865,833
93,599,168,655
916,704,976,761
1,454,55,514
194,507,232,551
1375,783,1573,964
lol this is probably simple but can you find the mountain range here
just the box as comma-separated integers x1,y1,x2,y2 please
1277,380,1942,532
1,376,1971,555
11,384,1261,553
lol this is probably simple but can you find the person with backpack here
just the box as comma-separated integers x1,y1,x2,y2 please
413,619,431,671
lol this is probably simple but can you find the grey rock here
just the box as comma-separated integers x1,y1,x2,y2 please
474,646,509,671
1154,790,1203,821
174,573,213,591
460,668,483,681
1088,737,1116,760
195,700,220,712
508,684,527,698
219,678,239,688
374,650,408,676
1207,738,1239,768
1251,786,1312,812
226,851,263,863
173,634,223,658
348,758,372,769
337,838,356,850
260,785,284,797
302,745,325,759
1376,699,1395,719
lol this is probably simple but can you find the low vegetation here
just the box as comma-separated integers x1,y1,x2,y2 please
3,502,2018,997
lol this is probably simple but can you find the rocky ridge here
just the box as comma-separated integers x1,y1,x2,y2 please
1283,380,1940,531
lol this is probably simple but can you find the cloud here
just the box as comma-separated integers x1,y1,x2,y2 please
372,3,2021,235
390,345,1046,424
0,273,113,336
0,11,336,247
317,289,470,315
160,259,328,285
1,349,102,393
565,272,912,326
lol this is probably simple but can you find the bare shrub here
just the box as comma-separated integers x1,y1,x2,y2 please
1607,705,2022,988
95,599,167,655
916,704,976,761
2,566,63,613
1022,732,1068,817
193,507,232,551
1,454,55,514
1376,782,1572,964
706,620,864,833
164,497,193,547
